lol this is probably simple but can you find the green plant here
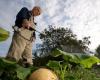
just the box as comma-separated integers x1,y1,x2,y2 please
0,27,9,42
50,49,100,68
0,58,33,80
47,61,67,80
65,66,100,80
45,49,100,80
0,48,100,80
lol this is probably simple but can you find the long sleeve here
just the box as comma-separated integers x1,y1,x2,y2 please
15,7,31,28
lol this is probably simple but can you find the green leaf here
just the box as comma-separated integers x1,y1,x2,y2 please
16,66,31,80
0,58,17,70
47,60,61,70
63,54,80,64
50,49,100,68
0,57,32,80
50,48,63,57
80,56,100,68
0,27,9,42
63,53,90,64
51,49,80,63
75,53,90,60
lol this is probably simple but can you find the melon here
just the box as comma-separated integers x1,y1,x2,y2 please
28,68,59,80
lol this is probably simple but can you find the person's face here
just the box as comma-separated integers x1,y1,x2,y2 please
32,7,41,16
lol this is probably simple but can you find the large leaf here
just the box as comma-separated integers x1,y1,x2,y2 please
0,57,32,80
63,53,90,64
50,49,100,68
0,58,17,70
0,27,9,42
47,60,67,80
50,48,63,57
47,60,61,70
16,66,31,80
80,56,100,68
63,54,80,64
51,49,82,63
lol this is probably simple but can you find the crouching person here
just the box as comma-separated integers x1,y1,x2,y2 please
6,6,41,67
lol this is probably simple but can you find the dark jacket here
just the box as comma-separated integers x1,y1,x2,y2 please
15,7,32,28
15,7,36,38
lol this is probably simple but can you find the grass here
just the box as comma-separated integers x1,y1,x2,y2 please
64,66,100,80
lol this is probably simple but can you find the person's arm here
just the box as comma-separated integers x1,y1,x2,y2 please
16,7,30,20
12,26,21,32
22,19,32,29
15,7,31,28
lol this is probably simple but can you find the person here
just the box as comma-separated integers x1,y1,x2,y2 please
6,6,41,67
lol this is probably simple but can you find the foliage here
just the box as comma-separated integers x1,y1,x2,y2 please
80,56,100,68
0,58,33,80
65,66,100,80
50,49,100,68
47,61,67,80
0,48,100,80
46,49,100,80
96,45,100,54
96,45,100,58
0,27,9,42
0,26,99,80
39,25,91,56
16,66,31,80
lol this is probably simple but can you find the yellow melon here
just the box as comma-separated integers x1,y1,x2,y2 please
28,68,59,80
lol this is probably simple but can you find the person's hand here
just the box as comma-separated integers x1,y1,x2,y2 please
22,19,32,29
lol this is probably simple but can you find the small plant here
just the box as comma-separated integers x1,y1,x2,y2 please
0,58,33,80
46,49,100,80
0,48,100,80
0,27,9,42
47,61,67,80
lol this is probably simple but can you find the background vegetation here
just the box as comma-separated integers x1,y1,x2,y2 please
0,26,100,80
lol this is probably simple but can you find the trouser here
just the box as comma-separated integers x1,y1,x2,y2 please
6,32,35,65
